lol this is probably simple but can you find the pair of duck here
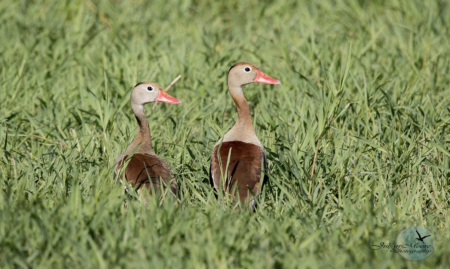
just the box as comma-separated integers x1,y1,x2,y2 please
115,62,280,207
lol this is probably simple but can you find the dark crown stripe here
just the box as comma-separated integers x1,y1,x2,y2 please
229,62,247,72
134,82,144,88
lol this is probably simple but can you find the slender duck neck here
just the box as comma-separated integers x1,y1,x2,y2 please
227,84,256,136
127,103,154,155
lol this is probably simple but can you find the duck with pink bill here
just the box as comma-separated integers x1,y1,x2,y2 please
115,82,181,200
209,62,281,208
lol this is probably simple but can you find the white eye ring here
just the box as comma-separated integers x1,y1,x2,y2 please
244,66,252,73
147,86,154,91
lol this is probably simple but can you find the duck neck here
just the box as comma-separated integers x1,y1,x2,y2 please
228,84,256,136
128,103,154,154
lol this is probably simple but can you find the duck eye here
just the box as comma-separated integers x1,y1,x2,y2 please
147,86,154,91
244,67,251,72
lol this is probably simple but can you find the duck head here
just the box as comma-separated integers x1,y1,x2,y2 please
131,82,182,106
227,62,280,88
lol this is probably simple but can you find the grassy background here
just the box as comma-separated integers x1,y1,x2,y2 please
1,0,449,268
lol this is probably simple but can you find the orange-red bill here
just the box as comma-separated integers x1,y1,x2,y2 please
254,69,281,85
155,89,182,104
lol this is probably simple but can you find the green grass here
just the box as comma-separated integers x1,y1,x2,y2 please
1,0,449,268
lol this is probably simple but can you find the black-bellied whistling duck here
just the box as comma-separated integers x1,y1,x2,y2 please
210,62,280,207
115,82,181,199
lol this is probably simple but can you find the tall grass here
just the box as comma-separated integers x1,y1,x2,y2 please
0,0,449,268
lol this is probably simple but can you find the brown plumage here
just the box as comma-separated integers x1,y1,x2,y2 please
210,141,268,203
115,82,181,199
210,62,280,207
116,154,177,196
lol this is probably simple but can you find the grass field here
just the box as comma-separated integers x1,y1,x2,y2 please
1,0,449,268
